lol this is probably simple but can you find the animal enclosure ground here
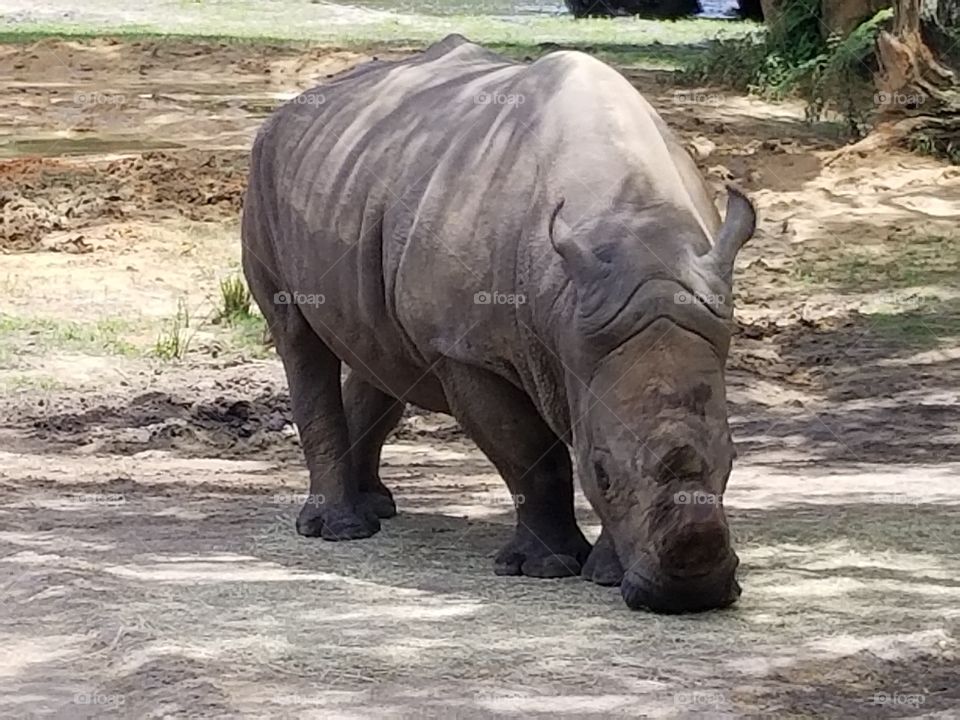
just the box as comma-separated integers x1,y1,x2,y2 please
1,38,959,719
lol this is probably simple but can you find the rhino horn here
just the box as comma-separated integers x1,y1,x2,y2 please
707,185,756,284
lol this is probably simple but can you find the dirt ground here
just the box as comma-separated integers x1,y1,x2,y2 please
1,39,959,719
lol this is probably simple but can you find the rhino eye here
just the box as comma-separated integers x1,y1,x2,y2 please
656,445,706,485
593,461,610,494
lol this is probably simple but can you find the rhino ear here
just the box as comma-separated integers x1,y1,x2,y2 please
549,199,606,287
707,185,756,283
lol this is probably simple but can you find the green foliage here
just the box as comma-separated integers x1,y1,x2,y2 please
909,133,960,164
683,0,827,97
681,32,770,90
228,313,273,358
685,5,893,135
154,299,193,360
0,315,141,357
215,274,253,326
0,15,751,66
766,0,825,67
802,9,894,133
791,234,960,291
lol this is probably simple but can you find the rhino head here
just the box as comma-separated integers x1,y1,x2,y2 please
552,187,755,613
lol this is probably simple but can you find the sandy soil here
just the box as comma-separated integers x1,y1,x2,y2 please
1,39,959,719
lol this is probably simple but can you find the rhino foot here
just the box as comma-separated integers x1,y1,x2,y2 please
581,529,624,586
296,501,380,541
494,525,591,579
360,488,397,519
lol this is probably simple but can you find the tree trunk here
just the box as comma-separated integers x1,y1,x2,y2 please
759,0,784,26
874,0,960,157
822,0,891,37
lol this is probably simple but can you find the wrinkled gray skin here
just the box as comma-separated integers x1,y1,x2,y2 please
242,34,756,613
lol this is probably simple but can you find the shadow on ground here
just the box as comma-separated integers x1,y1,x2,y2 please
2,463,959,717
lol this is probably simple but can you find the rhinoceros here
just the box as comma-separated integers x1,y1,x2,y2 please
242,34,755,613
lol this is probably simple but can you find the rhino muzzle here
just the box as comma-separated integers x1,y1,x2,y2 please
621,552,741,614
618,500,740,613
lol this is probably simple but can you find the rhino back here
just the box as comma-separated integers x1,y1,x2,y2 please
252,37,544,385
249,35,719,414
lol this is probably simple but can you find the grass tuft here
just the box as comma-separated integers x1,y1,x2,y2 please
154,299,194,361
215,274,253,326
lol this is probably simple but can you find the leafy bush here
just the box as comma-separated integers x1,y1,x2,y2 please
684,4,894,135
801,9,894,133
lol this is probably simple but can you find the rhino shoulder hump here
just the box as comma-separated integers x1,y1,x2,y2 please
420,33,505,65
531,50,620,81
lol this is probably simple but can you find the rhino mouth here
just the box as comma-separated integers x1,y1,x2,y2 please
620,554,741,614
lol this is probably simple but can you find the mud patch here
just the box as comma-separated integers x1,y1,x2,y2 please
15,383,463,459
22,388,294,457
0,151,247,251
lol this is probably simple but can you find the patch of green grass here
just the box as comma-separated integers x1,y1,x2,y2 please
214,274,253,326
0,315,142,358
0,292,273,364
227,312,273,358
1,374,68,392
790,235,960,292
153,299,194,360
865,301,960,349
786,235,960,350
0,12,753,70
489,40,711,69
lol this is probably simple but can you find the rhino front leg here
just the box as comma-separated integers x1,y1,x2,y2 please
581,526,624,586
343,372,404,519
437,361,591,578
271,307,380,540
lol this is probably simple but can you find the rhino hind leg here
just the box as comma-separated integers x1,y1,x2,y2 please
581,526,624,586
436,361,591,578
264,304,381,540
342,372,404,519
